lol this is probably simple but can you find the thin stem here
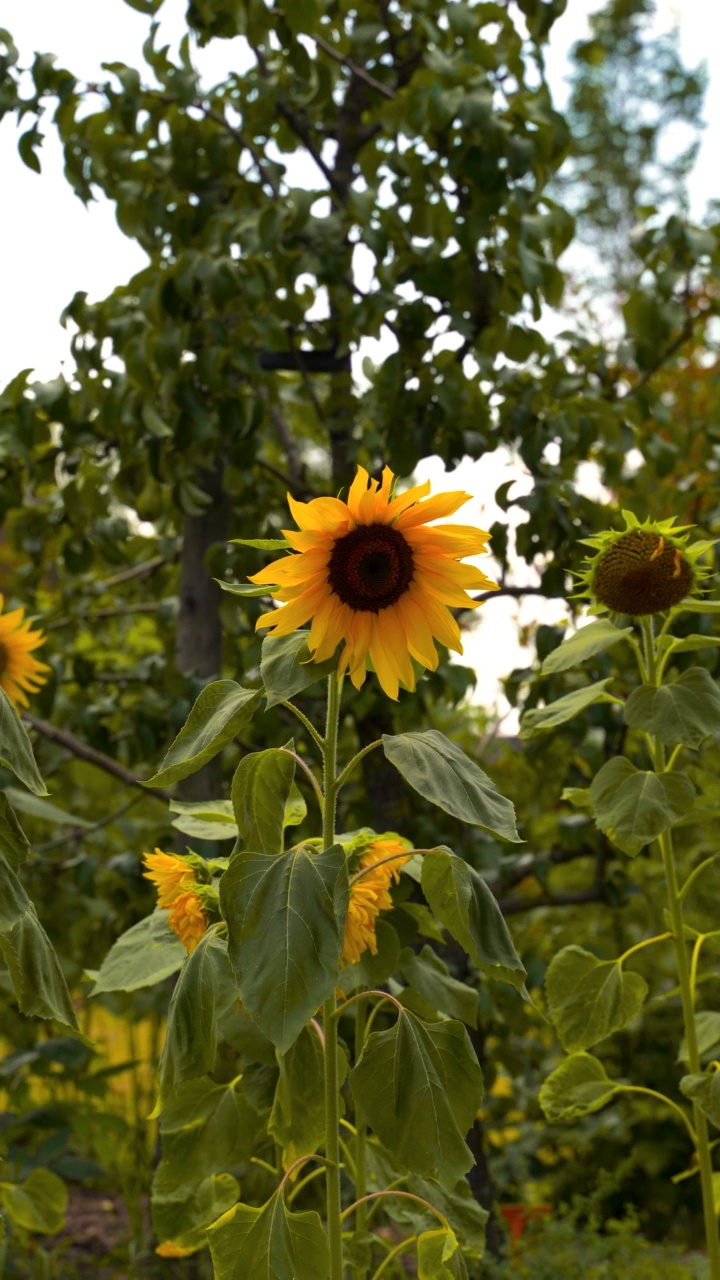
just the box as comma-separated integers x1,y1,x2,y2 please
287,1165,327,1205
628,634,648,682
369,1236,419,1280
322,674,344,1280
617,932,672,965
333,990,405,1022
277,748,324,812
279,1154,331,1194
341,1190,449,1230
666,743,684,771
619,1086,697,1144
353,998,369,1280
690,935,706,1006
281,700,326,753
642,614,720,1276
679,855,720,904
335,739,384,792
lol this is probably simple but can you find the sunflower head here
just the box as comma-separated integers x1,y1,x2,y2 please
142,848,201,907
575,511,714,616
248,465,497,700
167,891,209,954
0,595,50,709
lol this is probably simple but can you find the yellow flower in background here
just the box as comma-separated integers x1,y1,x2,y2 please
167,891,208,954
0,595,50,709
142,848,197,907
249,465,497,699
342,835,412,967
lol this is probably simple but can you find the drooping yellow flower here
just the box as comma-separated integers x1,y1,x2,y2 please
249,465,497,699
342,836,412,967
155,1241,195,1258
142,848,197,907
0,595,50,709
167,891,208,954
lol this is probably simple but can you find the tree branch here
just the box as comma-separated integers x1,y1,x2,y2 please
22,714,170,802
313,33,395,100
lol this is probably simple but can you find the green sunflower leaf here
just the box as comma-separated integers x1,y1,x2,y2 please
144,681,262,787
421,849,526,992
519,679,618,738
0,1168,68,1235
261,631,337,709
382,730,520,842
401,944,479,1028
539,1053,621,1123
216,579,279,597
157,928,237,1103
2,689,48,795
0,851,78,1032
624,668,720,748
417,1227,466,1280
220,844,348,1052
90,911,186,994
589,757,695,856
545,945,648,1052
0,792,30,870
680,1071,720,1130
269,1025,347,1170
207,1190,329,1280
229,537,291,550
541,620,633,675
231,747,296,854
350,1011,483,1188
170,799,239,842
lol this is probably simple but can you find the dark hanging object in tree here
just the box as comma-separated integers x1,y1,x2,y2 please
259,349,352,374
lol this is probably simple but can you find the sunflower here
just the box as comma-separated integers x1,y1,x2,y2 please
249,465,497,699
575,511,714,616
0,595,50,709
142,848,198,907
342,835,412,967
167,891,208,954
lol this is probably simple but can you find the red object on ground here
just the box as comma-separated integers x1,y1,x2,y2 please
500,1203,553,1244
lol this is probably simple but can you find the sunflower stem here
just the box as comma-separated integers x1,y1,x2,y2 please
642,617,720,1279
352,998,369,1280
322,674,344,1280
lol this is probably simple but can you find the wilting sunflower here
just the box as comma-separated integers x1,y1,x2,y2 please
0,595,50,709
249,466,497,699
142,849,209,953
342,835,412,967
575,511,714,616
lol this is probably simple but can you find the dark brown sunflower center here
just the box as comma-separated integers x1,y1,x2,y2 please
592,530,693,615
328,523,414,613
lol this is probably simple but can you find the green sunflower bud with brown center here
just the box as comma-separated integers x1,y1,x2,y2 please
575,512,714,617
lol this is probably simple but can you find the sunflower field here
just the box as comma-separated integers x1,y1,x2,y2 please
1,0,720,1276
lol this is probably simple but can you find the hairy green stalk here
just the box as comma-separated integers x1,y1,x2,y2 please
323,674,344,1280
641,618,720,1277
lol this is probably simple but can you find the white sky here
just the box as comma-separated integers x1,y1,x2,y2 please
1,0,717,722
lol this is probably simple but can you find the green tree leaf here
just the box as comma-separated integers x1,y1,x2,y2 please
539,1053,621,1122
382,730,520,842
158,927,237,1102
207,1190,329,1280
545,945,648,1052
231,747,296,854
170,798,238,841
401,944,479,1027
261,632,336,709
541,619,633,674
90,911,186,994
421,850,526,992
145,682,262,787
589,757,695,856
350,1011,483,1188
0,1168,68,1235
2,691,48,794
0,851,77,1031
417,1227,466,1280
624,668,720,748
519,679,617,738
220,844,348,1052
680,1071,720,1129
